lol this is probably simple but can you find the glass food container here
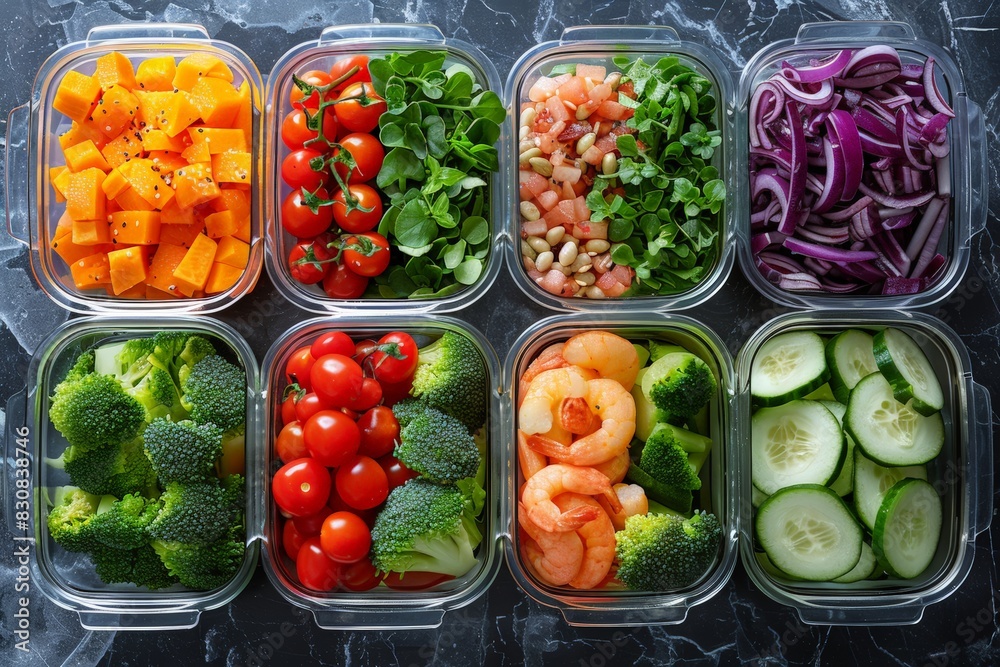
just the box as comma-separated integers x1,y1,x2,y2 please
264,25,508,313
736,310,993,625
5,24,265,314
4,316,260,630
502,312,738,626
736,21,988,309
504,26,738,312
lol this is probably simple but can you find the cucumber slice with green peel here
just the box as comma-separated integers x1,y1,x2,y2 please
751,484,770,508
803,383,837,401
754,550,805,581
648,341,684,363
633,343,650,369
751,400,846,495
831,541,878,583
819,401,855,497
873,328,944,417
872,478,942,579
826,330,879,404
755,484,864,581
751,331,830,407
845,373,944,466
852,448,927,531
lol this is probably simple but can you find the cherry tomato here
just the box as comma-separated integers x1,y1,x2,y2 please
339,407,361,421
329,55,371,92
357,406,399,459
380,377,414,408
320,511,371,563
333,133,384,184
322,260,369,299
296,537,341,591
327,486,379,527
332,184,383,234
281,149,327,191
281,390,301,426
311,331,356,359
275,421,307,463
288,242,329,284
353,339,377,365
285,346,316,392
378,454,417,491
335,455,389,511
291,508,331,536
339,558,383,592
310,354,365,408
290,70,333,109
294,392,326,423
370,331,419,385
273,458,331,517
345,377,382,412
281,107,339,150
282,519,309,560
303,409,361,468
341,233,390,278
281,187,334,239
335,82,386,133
381,571,453,591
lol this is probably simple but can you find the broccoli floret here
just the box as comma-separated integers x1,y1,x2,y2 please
370,478,481,577
132,366,187,422
87,494,162,550
409,332,488,432
49,372,145,452
179,354,246,431
55,436,158,499
148,480,232,545
90,544,178,590
642,351,716,422
143,419,223,485
390,398,430,429
147,332,215,378
220,474,245,521
395,407,480,485
65,350,96,382
152,525,245,591
615,511,722,591
639,423,705,492
46,487,102,553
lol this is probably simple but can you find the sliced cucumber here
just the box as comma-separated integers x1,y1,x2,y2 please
751,484,770,508
751,331,830,407
633,343,651,369
751,400,845,495
648,341,684,363
819,401,855,497
632,367,658,442
845,373,944,466
826,329,878,403
756,484,863,581
873,328,944,417
872,478,942,579
803,383,837,401
754,551,805,581
831,541,878,583
852,448,927,531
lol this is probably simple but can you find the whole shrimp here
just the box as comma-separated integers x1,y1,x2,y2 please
518,502,584,587
526,378,636,466
519,367,595,436
599,483,650,531
563,331,640,391
518,343,572,405
553,493,617,589
521,464,622,532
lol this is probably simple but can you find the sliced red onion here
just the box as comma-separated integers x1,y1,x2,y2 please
903,196,946,259
922,57,955,118
797,224,850,245
772,76,834,106
836,260,886,283
823,195,874,222
849,203,881,241
751,231,788,254
908,198,949,278
779,273,825,290
918,113,951,145
820,277,864,293
784,237,880,262
868,229,911,276
780,50,852,83
759,251,807,274
920,253,947,281
936,154,950,196
858,129,904,157
804,257,834,276
851,107,896,141
881,276,923,294
878,206,913,218
857,182,936,209
897,108,932,171
898,63,924,80
881,209,916,230
779,100,808,235
749,82,784,148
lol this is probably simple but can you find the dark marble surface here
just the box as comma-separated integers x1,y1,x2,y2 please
0,0,998,665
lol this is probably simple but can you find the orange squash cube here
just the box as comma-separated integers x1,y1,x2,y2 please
141,129,189,153
107,245,150,294
147,150,188,174
64,139,111,173
95,52,137,91
70,252,111,289
119,159,174,209
135,56,177,92
115,187,156,212
187,127,247,154
53,71,101,123
189,76,242,127
136,90,201,138
181,140,211,164
214,235,250,268
204,261,243,294
172,233,217,295
65,168,107,221
72,219,111,245
110,211,161,245
204,209,238,238
234,214,252,243
146,242,189,296
173,53,233,91
212,187,250,221
59,119,108,151
172,162,221,208
159,198,196,226
92,85,140,138
100,131,144,169
101,167,130,199
231,80,252,142
158,217,205,248
210,152,251,184
51,167,72,203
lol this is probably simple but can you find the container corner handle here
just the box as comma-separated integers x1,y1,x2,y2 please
971,381,993,535
560,25,680,46
5,104,31,245
86,23,210,47
795,21,915,44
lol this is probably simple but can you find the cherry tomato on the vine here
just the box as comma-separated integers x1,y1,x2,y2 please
370,331,419,384
295,537,341,591
322,260,369,299
333,133,384,184
294,392,326,423
311,331,356,359
341,232,390,278
345,377,382,412
285,346,316,392
302,409,361,468
290,70,333,109
336,455,389,510
281,187,334,239
281,107,338,151
281,148,327,191
353,339,377,365
272,458,331,517
288,242,329,284
275,421,308,463
310,354,365,408
281,390,301,426
357,406,399,459
329,55,371,93
320,511,372,563
335,82,386,133
332,184,383,234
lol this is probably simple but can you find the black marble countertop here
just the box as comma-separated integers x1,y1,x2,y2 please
1,1,998,665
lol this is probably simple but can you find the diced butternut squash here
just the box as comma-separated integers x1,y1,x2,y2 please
214,235,249,268
95,52,137,91
210,152,251,184
181,140,211,164
234,215,252,243
159,217,205,248
204,261,243,294
101,167,130,199
172,162,220,208
65,168,107,221
213,187,250,221
231,80,252,140
189,76,242,127
187,127,247,154
51,167,71,203
172,233,217,295
173,53,233,91
100,131,144,169
70,252,111,289
147,150,188,174
119,159,174,209
109,281,148,299
135,56,176,92
54,211,74,239
72,219,111,245
63,139,111,172
93,86,141,138
136,90,201,137
59,119,108,151
110,211,161,245
107,245,150,294
145,284,179,299
51,215,99,265
53,71,101,123
146,243,188,296
142,129,189,153
115,187,156,212
159,198,196,226
203,209,238,238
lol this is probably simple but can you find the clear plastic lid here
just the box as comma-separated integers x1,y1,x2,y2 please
735,310,993,625
504,26,738,312
5,315,260,630
501,312,738,626
736,21,989,309
263,25,508,314
258,315,502,629
5,24,265,314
